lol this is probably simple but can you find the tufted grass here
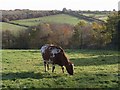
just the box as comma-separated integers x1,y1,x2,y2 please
1,49,119,89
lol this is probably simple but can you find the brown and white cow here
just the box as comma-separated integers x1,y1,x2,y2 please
40,44,74,75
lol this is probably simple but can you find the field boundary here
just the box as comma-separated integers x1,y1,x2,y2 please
6,21,29,28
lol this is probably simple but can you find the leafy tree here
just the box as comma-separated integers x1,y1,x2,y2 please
62,8,67,13
106,12,120,49
15,31,30,49
27,23,74,48
71,20,88,48
92,22,112,48
2,30,15,48
72,21,112,49
50,23,74,47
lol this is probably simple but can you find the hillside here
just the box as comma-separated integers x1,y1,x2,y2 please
1,12,108,34
83,13,108,21
1,14,83,31
10,14,81,26
1,22,27,35
1,22,27,30
1,9,60,22
1,9,109,31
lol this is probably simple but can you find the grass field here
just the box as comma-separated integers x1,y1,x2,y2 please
2,49,119,89
83,13,108,21
10,14,81,26
1,22,27,35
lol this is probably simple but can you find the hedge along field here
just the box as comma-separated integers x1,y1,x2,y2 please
2,49,119,89
10,14,81,26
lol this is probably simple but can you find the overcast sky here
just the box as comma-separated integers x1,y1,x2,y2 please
0,0,119,11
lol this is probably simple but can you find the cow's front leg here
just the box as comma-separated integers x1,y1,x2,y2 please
44,61,47,72
52,64,55,72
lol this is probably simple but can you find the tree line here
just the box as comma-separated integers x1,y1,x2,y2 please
1,9,61,22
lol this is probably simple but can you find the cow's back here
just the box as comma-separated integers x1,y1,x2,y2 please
41,44,69,66
40,44,51,61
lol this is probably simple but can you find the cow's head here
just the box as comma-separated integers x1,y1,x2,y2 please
65,62,74,75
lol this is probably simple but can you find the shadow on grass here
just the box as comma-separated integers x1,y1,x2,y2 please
70,55,119,66
2,72,119,88
2,71,61,80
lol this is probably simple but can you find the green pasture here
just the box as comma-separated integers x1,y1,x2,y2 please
83,13,108,21
1,49,119,89
10,14,81,26
1,22,27,35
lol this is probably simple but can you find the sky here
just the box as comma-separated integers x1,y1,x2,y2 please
0,0,119,11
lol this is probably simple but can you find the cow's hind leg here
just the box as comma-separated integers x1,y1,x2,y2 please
52,64,55,72
61,66,64,73
44,61,47,72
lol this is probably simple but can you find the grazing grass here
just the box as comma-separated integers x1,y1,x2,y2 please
10,14,81,26
2,49,119,89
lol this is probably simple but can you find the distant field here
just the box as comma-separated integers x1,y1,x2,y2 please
2,49,119,89
1,13,107,34
1,22,27,35
10,14,81,26
83,13,108,21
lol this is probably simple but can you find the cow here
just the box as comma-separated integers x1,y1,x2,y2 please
40,44,74,75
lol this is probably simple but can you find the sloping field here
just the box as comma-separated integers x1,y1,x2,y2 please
1,22,27,35
10,14,81,26
83,13,108,21
2,49,119,89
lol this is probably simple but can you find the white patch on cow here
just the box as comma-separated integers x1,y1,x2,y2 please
40,45,49,54
51,48,61,57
